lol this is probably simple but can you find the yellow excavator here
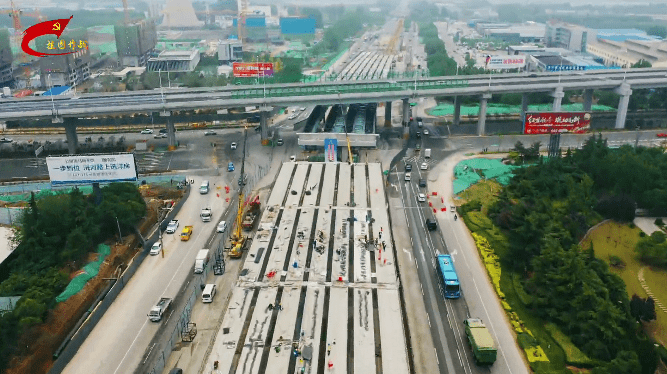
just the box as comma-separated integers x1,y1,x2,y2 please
230,127,248,258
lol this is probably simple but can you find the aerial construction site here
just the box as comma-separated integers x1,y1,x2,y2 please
206,161,411,374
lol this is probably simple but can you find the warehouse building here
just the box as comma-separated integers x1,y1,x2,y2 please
147,48,200,72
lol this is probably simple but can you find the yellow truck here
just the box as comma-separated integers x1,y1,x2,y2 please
180,226,193,241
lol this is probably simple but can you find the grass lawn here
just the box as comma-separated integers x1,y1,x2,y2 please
581,221,667,345
455,180,502,209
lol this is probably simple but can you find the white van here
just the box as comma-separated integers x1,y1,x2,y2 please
202,284,217,303
199,180,210,194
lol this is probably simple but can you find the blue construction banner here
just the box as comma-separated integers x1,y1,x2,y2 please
324,139,337,163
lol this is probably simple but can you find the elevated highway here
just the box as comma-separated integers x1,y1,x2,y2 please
1,68,664,152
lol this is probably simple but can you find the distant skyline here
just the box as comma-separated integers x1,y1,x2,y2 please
486,0,667,4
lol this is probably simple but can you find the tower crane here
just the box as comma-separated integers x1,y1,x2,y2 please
237,0,250,45
230,126,249,258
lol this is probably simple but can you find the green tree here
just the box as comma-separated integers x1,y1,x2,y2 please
646,25,667,38
631,59,652,68
301,7,323,28
592,351,641,374
274,59,303,83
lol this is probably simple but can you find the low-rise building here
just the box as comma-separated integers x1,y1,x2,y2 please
218,39,243,63
586,38,667,68
146,48,200,72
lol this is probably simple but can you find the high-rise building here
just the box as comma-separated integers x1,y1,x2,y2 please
0,29,13,88
545,21,595,53
115,20,158,67
36,29,91,88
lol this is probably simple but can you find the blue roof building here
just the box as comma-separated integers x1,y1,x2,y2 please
42,85,72,96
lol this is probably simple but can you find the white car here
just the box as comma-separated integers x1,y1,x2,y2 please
150,242,162,255
0,137,13,143
141,129,154,134
405,172,411,181
290,155,296,161
420,163,428,170
423,128,429,136
299,107,306,111
217,221,227,233
288,114,298,120
154,133,167,139
230,142,237,150
418,193,426,202
166,220,179,234
204,130,217,136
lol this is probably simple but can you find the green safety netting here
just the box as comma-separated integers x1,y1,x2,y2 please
0,186,94,203
453,158,526,194
427,103,616,117
56,244,111,302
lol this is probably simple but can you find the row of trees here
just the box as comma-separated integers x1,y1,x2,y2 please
0,183,146,372
419,22,488,77
475,137,666,372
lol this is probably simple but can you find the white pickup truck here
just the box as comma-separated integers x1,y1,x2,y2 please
166,220,179,234
148,297,172,322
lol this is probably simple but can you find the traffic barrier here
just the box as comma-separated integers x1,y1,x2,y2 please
432,192,438,196
433,208,437,213
441,208,446,212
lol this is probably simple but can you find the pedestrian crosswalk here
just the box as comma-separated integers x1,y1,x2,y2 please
134,152,166,172
403,155,438,166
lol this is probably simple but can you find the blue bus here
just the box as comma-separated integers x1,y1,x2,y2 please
437,254,461,299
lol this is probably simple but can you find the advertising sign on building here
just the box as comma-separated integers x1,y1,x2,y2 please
524,112,591,134
46,154,138,186
484,55,526,70
233,62,274,77
324,138,338,163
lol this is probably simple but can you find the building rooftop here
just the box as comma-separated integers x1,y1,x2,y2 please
596,29,661,42
43,86,72,96
153,48,199,61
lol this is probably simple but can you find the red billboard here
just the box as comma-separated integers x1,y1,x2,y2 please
524,112,591,134
233,62,274,78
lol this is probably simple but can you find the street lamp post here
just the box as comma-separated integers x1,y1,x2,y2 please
115,216,123,242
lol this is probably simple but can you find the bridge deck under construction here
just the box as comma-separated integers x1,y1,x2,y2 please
206,161,410,374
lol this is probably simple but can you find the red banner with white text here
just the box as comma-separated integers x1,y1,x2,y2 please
524,112,591,134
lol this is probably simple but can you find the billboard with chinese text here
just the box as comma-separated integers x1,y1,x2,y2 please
233,62,274,77
524,112,591,134
484,55,526,69
46,153,137,185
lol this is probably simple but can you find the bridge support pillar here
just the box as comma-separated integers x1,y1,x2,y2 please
551,87,564,112
477,93,492,136
614,83,632,129
385,101,392,127
260,107,271,144
583,89,593,112
166,119,176,148
402,98,410,126
453,96,461,126
521,93,529,133
64,119,79,155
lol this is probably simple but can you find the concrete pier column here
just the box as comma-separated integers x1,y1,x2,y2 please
453,96,461,126
259,107,271,143
614,83,632,129
583,89,593,112
64,119,78,155
166,119,176,148
402,98,410,138
551,86,564,112
402,98,410,127
521,93,529,133
477,93,492,136
385,101,392,127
